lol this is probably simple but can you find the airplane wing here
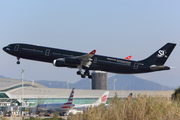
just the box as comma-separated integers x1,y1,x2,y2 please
72,104,89,110
78,50,96,60
77,50,96,68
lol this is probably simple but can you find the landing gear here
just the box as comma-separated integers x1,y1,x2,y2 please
84,70,89,76
84,70,92,79
77,71,81,75
88,75,92,79
81,74,86,78
77,69,92,78
16,57,20,64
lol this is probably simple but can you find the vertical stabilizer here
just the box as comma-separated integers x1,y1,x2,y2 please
139,43,176,65
65,88,75,104
92,91,109,106
126,93,133,101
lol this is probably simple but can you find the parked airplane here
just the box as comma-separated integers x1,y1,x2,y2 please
67,91,109,115
73,91,109,110
3,43,176,78
37,88,75,115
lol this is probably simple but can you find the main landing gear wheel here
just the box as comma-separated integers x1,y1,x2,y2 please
77,71,81,75
81,74,86,78
77,70,92,78
84,71,89,76
84,70,92,78
88,75,92,79
77,71,86,78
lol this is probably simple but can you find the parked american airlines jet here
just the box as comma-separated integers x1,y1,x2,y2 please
3,43,176,78
37,88,75,115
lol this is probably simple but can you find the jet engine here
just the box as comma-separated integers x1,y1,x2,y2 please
53,58,81,67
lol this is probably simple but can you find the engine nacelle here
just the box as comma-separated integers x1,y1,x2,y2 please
53,58,66,67
64,57,81,65
53,58,81,67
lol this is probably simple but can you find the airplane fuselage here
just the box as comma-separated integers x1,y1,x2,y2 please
38,103,74,112
3,43,174,76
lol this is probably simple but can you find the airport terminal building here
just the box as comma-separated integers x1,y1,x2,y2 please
0,78,174,107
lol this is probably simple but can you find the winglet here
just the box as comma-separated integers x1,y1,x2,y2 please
125,56,132,60
89,50,96,54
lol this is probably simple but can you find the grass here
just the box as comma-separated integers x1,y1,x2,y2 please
68,94,180,120
26,112,65,120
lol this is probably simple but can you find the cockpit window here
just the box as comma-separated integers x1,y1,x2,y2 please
7,45,11,47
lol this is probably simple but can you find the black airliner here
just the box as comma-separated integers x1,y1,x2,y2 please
3,43,176,78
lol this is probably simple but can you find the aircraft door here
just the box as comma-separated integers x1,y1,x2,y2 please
45,49,50,56
14,45,20,51
134,62,139,69
93,57,98,63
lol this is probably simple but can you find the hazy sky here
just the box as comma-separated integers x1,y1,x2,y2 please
0,1,180,87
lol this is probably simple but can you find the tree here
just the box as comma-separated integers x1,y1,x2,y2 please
172,86,180,100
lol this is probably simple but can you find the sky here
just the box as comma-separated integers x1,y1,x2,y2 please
0,1,180,88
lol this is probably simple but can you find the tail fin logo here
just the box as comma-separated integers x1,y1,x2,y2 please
157,50,167,58
101,95,107,102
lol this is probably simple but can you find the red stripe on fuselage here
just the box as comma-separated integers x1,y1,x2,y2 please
61,106,70,108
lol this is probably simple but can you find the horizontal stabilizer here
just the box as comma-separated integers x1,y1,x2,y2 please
150,65,170,70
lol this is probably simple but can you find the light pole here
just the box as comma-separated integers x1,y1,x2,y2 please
21,69,25,107
89,79,92,90
32,80,34,87
66,80,70,89
113,79,117,90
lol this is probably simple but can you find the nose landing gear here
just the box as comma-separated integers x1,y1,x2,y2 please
16,57,20,64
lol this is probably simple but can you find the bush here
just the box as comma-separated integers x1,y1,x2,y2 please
68,95,180,120
172,86,180,101
0,116,8,120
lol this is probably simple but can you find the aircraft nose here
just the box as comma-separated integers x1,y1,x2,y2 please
3,46,10,52
3,47,6,51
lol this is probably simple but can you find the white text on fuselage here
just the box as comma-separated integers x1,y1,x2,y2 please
107,58,131,66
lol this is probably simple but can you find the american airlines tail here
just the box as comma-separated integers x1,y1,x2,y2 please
37,88,75,115
92,91,109,106
61,88,75,109
64,88,75,105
